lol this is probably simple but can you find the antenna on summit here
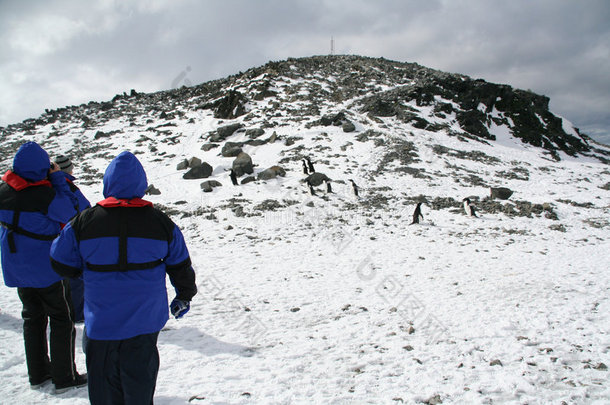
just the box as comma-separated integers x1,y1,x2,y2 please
330,36,335,55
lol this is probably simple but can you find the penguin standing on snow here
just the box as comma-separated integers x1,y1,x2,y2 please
410,202,424,225
305,157,315,173
349,179,359,197
306,180,316,196
324,179,333,194
463,198,478,217
302,159,309,175
229,169,238,186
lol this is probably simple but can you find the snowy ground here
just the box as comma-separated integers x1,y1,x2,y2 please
1,105,609,404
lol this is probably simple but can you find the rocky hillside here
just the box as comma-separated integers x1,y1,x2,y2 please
0,55,608,220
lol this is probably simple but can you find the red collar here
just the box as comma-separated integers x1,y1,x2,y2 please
97,197,153,208
2,170,52,191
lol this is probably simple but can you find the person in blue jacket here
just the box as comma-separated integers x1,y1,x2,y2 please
50,151,197,405
54,155,91,323
0,141,87,392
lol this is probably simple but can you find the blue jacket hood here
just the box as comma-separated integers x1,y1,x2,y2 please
13,142,50,182
103,151,148,199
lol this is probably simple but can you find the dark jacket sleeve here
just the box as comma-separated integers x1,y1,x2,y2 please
167,260,197,301
165,225,197,301
49,222,84,278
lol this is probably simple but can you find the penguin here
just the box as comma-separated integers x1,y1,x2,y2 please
463,198,478,217
411,202,424,225
324,179,333,194
229,169,238,186
306,180,316,196
306,157,315,173
349,179,359,197
302,159,309,175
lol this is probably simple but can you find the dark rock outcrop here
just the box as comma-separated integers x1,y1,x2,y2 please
222,142,243,157
212,123,243,142
200,180,222,192
490,187,514,200
232,152,254,177
183,162,213,179
257,166,286,180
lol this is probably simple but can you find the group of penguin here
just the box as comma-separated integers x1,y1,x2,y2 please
228,156,477,224
300,156,478,224
302,157,359,197
410,198,477,225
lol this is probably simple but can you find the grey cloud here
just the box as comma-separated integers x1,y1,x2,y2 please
0,0,608,143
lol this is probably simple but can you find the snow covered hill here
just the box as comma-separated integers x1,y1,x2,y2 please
1,55,609,404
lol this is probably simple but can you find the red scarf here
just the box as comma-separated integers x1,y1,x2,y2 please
2,170,52,191
97,197,153,208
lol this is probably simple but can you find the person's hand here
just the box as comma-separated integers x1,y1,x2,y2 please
49,162,60,174
170,298,190,319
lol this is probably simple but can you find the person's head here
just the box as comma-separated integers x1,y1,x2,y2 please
13,142,51,182
103,151,148,199
55,155,74,174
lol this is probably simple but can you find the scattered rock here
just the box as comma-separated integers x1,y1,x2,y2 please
490,359,503,367
176,159,189,170
254,199,283,211
188,157,202,168
595,362,608,370
221,142,243,157
342,120,356,132
290,307,301,312
204,90,247,120
246,128,265,138
241,176,256,185
201,143,219,151
183,163,213,179
232,152,254,177
490,187,513,200
257,166,286,180
212,123,243,142
424,394,443,405
145,184,161,195
200,180,222,192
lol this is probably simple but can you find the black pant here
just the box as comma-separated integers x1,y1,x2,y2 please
17,279,77,386
69,277,85,322
86,332,160,405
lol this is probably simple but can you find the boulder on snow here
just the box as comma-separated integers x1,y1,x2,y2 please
176,159,189,170
201,143,219,151
490,187,514,200
183,162,213,179
232,152,254,177
221,142,243,157
200,180,222,192
257,166,286,181
241,176,256,185
246,128,265,139
145,184,161,195
342,120,356,133
304,172,331,187
188,157,202,168
211,123,243,142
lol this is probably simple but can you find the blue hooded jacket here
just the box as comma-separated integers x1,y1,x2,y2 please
50,152,196,340
60,172,91,213
0,142,77,288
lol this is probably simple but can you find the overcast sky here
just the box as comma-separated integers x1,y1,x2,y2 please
1,0,609,144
